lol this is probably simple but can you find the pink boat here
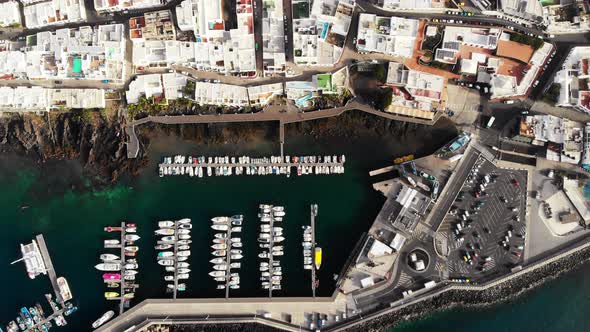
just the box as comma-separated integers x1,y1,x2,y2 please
103,273,121,281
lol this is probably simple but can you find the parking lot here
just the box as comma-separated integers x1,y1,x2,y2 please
437,156,528,281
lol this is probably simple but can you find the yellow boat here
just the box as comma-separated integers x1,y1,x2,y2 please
314,247,322,270
104,292,119,298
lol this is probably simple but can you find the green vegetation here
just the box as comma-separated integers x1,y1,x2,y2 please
509,33,544,50
294,49,303,57
183,80,195,97
421,27,442,51
543,84,561,105
72,108,93,123
292,2,310,19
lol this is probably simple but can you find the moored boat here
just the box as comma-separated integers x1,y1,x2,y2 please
92,311,115,329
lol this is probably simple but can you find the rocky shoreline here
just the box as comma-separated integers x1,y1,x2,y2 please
346,241,590,332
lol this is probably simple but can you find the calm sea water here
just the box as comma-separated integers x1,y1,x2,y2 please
3,122,588,332
0,124,455,331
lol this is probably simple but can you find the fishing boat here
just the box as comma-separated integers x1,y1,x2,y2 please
100,253,119,261
158,221,174,228
102,273,121,281
211,243,227,250
104,292,119,298
211,224,228,231
209,271,225,277
315,247,322,270
155,229,175,236
124,246,139,253
92,311,115,329
210,257,226,264
157,259,174,266
212,250,226,257
158,251,174,258
125,234,140,242
95,263,120,271
213,264,227,270
155,244,173,250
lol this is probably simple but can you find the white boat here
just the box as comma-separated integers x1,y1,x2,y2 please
155,229,175,236
165,266,176,272
216,285,226,290
124,246,139,252
212,250,226,257
260,262,269,267
178,229,191,235
167,283,186,290
213,264,227,270
178,240,192,245
104,239,119,246
232,242,243,248
210,257,226,264
178,218,191,224
95,263,120,271
158,221,174,228
126,227,137,233
177,268,191,274
211,224,229,231
214,277,226,282
124,270,138,276
178,256,189,262
92,311,115,329
124,275,135,281
231,219,242,226
273,211,286,217
213,238,226,244
178,234,191,240
230,238,241,243
258,252,269,259
177,250,191,257
158,251,174,258
259,233,271,239
125,234,140,242
178,273,190,279
273,227,283,232
179,223,192,230
155,244,173,250
161,236,175,242
231,227,242,232
273,236,285,242
100,254,119,261
158,259,175,266
178,262,190,268
272,251,284,256
215,233,227,239
272,206,284,211
211,216,229,224
304,264,313,270
272,246,284,251
231,254,243,260
124,263,138,269
178,245,190,250
211,243,227,250
230,262,241,268
164,275,175,281
230,249,242,254
209,271,225,277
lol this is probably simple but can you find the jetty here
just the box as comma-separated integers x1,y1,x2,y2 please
310,205,318,298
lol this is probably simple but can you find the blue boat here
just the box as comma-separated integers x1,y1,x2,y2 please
20,307,33,328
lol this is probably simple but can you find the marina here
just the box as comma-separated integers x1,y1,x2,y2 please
5,234,77,332
158,155,346,178
259,204,285,297
208,216,243,297
304,204,320,298
155,218,193,299
98,222,139,315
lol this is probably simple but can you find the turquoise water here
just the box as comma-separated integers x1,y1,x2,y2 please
392,263,590,332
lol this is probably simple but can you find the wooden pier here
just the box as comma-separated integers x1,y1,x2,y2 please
118,222,127,313
225,226,233,299
268,215,275,299
369,165,396,177
310,205,318,298
172,220,180,300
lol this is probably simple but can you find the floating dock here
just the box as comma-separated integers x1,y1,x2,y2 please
159,155,346,178
36,235,63,306
310,205,318,298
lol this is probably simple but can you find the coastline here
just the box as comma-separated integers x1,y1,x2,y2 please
345,239,590,332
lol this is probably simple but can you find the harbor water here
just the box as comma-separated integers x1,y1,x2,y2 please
1,120,590,332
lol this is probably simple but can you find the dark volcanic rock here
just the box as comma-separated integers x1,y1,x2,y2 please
0,112,146,182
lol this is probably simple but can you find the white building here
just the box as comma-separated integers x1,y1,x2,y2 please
356,15,418,58
292,0,355,65
0,87,105,111
95,0,163,13
555,47,590,114
262,0,287,75
23,0,86,29
0,1,21,27
381,0,445,11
